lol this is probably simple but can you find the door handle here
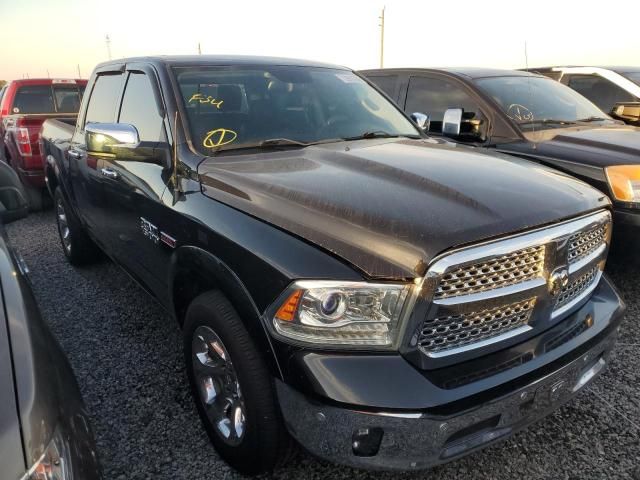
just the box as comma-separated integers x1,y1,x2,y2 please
68,149,82,159
100,167,119,179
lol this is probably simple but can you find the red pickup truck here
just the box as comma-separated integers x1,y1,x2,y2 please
0,78,86,209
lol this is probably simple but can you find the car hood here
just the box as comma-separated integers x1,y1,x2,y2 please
527,124,640,166
199,138,610,279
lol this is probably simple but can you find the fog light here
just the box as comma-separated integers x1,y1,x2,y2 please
352,427,384,457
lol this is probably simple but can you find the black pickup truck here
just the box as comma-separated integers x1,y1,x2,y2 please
41,56,624,474
363,68,640,231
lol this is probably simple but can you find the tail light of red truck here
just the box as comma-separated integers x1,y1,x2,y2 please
14,127,32,156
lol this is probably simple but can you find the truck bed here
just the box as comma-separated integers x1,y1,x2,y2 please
40,118,75,143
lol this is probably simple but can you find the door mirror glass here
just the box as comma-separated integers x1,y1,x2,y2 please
610,102,640,125
442,108,463,137
410,112,430,131
0,162,28,224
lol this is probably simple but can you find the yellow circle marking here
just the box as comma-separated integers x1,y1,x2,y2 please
203,128,238,148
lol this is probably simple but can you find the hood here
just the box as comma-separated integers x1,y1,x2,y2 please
528,124,640,166
199,139,610,279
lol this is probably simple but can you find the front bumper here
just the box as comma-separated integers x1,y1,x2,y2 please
276,278,623,471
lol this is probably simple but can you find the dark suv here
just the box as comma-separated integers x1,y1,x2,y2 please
41,56,624,474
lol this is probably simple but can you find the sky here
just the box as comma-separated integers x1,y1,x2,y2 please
1,0,638,81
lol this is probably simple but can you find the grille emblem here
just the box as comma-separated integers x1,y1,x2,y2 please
549,269,569,297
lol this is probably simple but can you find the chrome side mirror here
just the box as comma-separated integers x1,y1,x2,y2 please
86,123,140,155
410,112,430,131
442,108,463,137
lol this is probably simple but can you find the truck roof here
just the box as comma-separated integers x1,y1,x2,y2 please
96,55,350,71
8,78,87,86
361,67,542,80
526,66,640,74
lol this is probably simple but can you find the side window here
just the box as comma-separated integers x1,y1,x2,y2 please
566,75,637,111
84,73,124,127
367,75,398,100
118,72,165,142
405,76,483,133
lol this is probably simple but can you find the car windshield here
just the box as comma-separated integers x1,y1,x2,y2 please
475,76,611,131
174,65,420,154
620,71,640,86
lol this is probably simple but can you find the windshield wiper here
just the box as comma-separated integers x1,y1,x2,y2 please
576,116,609,123
519,119,577,126
259,138,311,147
344,130,421,141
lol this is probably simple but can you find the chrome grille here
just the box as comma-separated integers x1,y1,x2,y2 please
418,210,611,360
434,246,545,300
555,267,599,310
568,225,607,264
418,299,535,354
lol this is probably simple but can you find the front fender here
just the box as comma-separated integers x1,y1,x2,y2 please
168,246,284,379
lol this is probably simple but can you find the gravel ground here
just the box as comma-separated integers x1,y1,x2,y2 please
6,212,640,480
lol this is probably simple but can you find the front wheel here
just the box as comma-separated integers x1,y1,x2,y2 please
183,291,294,475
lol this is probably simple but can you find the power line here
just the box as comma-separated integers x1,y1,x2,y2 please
379,6,385,68
105,34,112,60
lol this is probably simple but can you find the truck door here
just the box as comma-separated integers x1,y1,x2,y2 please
68,72,125,242
97,67,171,298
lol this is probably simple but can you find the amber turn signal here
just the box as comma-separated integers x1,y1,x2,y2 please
605,165,640,203
275,289,302,322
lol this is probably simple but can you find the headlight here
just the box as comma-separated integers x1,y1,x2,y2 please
605,165,640,203
22,428,71,480
271,281,413,347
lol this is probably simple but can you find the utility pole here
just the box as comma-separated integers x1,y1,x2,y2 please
77,64,82,78
46,69,50,79
379,6,385,68
198,42,202,55
105,34,112,60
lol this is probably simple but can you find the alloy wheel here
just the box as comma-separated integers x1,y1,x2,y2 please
56,198,71,254
191,326,246,446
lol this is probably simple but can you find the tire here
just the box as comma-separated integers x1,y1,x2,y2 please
54,187,100,265
184,290,294,475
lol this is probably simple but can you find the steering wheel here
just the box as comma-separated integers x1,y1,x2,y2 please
506,104,534,122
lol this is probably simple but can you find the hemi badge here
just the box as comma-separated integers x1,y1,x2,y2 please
160,232,177,248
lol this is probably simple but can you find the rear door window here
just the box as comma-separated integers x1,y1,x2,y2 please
366,75,399,100
12,85,55,114
566,74,637,111
84,74,125,127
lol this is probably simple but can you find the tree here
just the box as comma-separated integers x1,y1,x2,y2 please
0,80,6,89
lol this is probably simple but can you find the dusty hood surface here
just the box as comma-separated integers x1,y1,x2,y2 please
526,124,640,166
199,139,610,279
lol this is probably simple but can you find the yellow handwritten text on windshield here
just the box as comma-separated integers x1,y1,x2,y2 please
203,129,238,148
189,93,224,109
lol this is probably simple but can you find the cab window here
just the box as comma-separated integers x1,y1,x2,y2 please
84,73,125,127
118,72,166,142
405,76,484,134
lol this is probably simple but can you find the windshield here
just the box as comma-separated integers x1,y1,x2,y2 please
475,76,610,131
174,66,420,154
620,71,640,86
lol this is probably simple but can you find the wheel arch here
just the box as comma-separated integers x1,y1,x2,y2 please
169,245,284,379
